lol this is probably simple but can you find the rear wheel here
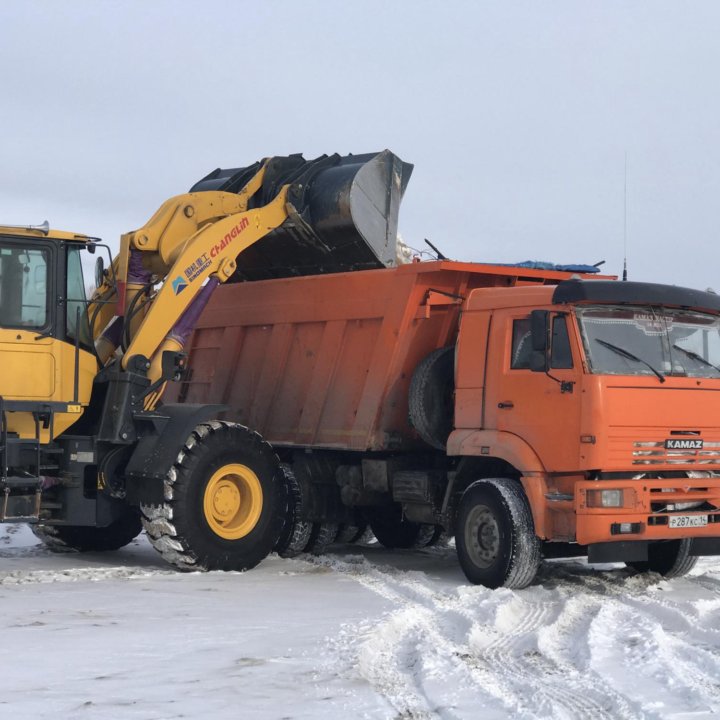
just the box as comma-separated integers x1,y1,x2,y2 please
141,421,287,571
455,478,541,589
336,524,362,544
370,508,436,549
274,465,313,559
425,525,450,548
626,539,698,578
31,508,142,552
304,522,339,555
351,525,375,545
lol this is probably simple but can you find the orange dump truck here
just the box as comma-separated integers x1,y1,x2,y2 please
166,260,720,588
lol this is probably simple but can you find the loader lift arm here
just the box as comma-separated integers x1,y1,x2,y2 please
89,162,284,372
90,151,413,408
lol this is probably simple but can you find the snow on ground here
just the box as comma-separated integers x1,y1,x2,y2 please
1,524,720,720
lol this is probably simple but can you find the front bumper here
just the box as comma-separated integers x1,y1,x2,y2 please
575,476,720,545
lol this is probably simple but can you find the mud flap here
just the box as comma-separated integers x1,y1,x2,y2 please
688,537,720,556
124,403,227,503
588,541,648,564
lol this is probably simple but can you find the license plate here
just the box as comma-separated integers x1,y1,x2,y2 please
669,514,708,528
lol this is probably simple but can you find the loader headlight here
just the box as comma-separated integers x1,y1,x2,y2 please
586,488,624,508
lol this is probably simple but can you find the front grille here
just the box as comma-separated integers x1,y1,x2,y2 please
632,440,720,465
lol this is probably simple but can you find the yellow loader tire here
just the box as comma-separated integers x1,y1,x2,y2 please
141,421,288,572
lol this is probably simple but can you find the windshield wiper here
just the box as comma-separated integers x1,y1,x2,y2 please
595,338,665,383
672,344,720,375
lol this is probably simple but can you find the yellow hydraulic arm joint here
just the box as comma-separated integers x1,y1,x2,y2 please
121,184,291,368
123,164,268,272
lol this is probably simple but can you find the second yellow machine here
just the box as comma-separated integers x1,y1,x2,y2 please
0,151,413,570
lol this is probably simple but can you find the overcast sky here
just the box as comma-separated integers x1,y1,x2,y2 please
1,1,719,290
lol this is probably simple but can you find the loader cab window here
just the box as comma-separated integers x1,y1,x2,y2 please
0,242,50,330
66,245,92,348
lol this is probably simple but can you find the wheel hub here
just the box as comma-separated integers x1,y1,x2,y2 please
203,464,263,540
211,481,241,519
465,504,500,569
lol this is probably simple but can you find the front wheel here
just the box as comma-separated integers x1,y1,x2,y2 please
455,478,541,589
141,421,287,571
31,508,142,552
626,539,698,578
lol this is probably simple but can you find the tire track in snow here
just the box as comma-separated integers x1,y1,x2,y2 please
589,601,720,712
473,593,636,720
540,561,720,713
307,555,640,719
317,555,508,719
0,566,176,585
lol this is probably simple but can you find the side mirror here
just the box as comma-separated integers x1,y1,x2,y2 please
530,309,550,372
94,256,105,289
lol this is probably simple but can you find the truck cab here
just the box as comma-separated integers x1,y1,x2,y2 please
451,279,720,570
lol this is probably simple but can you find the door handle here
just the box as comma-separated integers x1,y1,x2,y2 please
498,401,514,409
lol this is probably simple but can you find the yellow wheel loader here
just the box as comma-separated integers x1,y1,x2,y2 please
0,151,412,570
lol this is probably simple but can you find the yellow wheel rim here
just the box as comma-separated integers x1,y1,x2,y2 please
203,464,263,540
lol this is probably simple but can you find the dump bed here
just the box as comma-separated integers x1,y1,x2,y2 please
167,261,600,451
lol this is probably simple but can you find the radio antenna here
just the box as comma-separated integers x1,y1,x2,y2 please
622,153,628,281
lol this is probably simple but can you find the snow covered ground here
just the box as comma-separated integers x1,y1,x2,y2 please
2,524,719,720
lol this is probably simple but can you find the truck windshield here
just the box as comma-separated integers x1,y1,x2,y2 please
577,305,720,379
0,242,49,330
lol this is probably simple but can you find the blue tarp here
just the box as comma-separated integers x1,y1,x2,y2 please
510,260,601,274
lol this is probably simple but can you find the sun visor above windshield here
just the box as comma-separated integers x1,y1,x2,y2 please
553,280,720,314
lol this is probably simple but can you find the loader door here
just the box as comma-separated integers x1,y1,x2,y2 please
0,237,96,441
484,309,582,471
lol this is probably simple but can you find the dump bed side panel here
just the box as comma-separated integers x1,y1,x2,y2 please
167,262,594,451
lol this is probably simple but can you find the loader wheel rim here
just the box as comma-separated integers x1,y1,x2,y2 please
203,464,263,540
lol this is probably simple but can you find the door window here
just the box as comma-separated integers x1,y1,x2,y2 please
510,315,574,370
0,244,49,329
550,316,573,369
66,246,92,348
510,319,532,369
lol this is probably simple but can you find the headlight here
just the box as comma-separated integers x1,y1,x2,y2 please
586,488,624,508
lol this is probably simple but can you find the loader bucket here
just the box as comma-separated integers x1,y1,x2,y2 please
190,150,413,281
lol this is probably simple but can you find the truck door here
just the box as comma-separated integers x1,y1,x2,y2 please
484,309,582,471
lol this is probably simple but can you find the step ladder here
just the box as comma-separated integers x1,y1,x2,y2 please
0,396,43,522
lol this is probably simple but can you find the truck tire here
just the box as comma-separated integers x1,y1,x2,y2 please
455,478,541,589
30,509,142,553
141,421,287,571
626,539,698,578
370,509,434,549
424,525,450,548
336,524,362,544
408,346,455,450
274,465,313,559
351,525,375,545
304,522,339,555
